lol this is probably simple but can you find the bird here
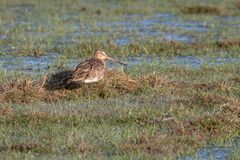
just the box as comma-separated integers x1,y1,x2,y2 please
67,49,127,84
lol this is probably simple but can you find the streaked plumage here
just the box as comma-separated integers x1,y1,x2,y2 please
68,49,127,84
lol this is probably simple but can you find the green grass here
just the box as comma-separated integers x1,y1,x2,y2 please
0,0,240,159
0,64,240,159
0,0,240,57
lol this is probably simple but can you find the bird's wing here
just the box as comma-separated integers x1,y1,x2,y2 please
71,59,93,82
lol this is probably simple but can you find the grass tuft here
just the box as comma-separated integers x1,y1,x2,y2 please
215,39,240,49
182,5,221,15
0,143,49,153
236,0,240,9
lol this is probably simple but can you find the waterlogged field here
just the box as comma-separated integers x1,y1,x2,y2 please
0,0,240,159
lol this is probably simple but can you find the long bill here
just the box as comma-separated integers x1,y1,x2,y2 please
106,56,127,66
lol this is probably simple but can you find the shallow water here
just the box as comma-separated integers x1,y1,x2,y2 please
72,13,240,45
141,13,208,32
125,55,240,69
179,138,240,160
0,53,58,74
1,54,240,74
1,11,239,48
98,13,208,33
180,147,230,160
96,13,201,43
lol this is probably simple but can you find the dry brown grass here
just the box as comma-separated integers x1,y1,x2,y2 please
233,76,240,83
73,141,95,153
216,39,240,49
0,141,95,154
0,70,140,104
182,5,221,14
236,0,240,9
190,94,240,107
0,107,14,116
120,133,189,155
0,143,47,153
0,78,64,103
0,70,239,106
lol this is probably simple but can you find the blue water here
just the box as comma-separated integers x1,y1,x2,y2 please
96,13,200,43
180,147,230,160
125,56,240,69
0,53,58,74
179,138,240,160
1,54,240,74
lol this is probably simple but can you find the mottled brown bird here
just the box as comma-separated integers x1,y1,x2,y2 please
68,49,127,84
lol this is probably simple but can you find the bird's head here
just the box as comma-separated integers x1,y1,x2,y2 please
94,49,127,66
94,49,108,60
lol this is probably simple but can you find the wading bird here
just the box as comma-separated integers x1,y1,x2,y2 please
67,49,127,84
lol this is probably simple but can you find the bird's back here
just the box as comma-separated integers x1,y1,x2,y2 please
69,58,106,84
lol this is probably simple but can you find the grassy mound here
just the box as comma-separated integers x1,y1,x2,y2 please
1,70,166,104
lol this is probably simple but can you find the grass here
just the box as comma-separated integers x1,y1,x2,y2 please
0,64,240,159
0,0,240,159
0,96,239,159
0,0,240,57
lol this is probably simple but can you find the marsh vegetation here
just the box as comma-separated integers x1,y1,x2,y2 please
0,0,240,159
